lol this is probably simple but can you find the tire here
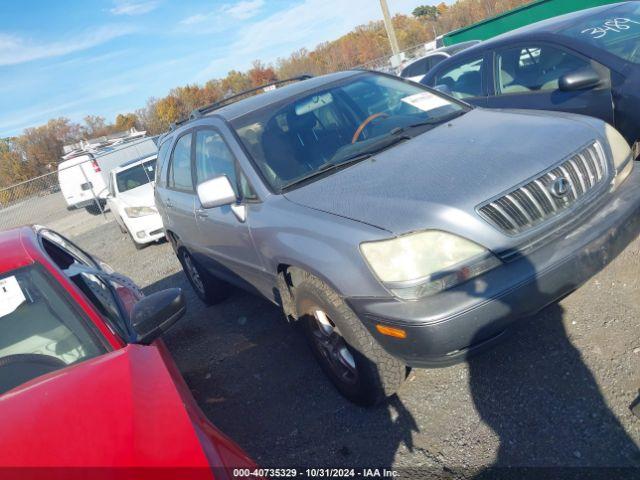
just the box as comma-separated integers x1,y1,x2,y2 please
294,271,407,406
85,203,102,215
178,248,231,305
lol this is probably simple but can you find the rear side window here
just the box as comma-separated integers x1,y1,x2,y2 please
155,139,173,188
435,57,484,99
168,133,193,192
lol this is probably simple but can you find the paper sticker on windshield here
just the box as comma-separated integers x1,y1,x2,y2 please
0,276,26,318
401,92,450,112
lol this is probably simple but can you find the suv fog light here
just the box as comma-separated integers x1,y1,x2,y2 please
136,231,146,239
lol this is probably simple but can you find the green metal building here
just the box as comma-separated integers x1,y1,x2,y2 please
443,0,623,46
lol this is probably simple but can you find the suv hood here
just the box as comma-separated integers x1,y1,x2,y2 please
284,108,605,248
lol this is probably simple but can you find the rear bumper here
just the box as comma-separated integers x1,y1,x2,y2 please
348,167,640,368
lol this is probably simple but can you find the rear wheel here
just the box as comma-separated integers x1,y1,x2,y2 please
85,204,102,215
179,248,231,305
294,272,407,406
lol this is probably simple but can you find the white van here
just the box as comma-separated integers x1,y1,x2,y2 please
57,153,108,214
57,137,158,215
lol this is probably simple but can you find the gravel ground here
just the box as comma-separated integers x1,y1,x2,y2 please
68,217,640,476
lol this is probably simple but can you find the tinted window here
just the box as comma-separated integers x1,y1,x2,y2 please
194,130,237,188
40,229,96,269
0,266,105,395
156,139,172,187
402,58,429,78
116,159,156,193
435,57,484,99
168,133,193,191
497,45,590,94
562,4,640,63
232,73,465,190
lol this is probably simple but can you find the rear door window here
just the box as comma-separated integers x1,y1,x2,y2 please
168,133,194,192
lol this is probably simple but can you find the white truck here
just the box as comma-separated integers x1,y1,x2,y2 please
57,136,158,215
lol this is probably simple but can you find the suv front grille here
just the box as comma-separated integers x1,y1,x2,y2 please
478,142,607,235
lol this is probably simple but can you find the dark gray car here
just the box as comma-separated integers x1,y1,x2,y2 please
155,70,640,405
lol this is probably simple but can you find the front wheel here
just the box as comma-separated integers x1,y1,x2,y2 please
294,272,407,406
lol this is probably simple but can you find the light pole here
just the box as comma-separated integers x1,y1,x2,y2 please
379,0,402,67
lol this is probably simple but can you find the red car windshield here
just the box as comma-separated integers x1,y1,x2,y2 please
0,265,106,395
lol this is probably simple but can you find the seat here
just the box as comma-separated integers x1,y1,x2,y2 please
260,116,310,186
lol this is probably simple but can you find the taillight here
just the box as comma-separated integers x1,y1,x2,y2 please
91,159,101,173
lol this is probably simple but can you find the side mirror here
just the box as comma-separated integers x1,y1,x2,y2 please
559,67,602,92
130,288,186,345
197,175,236,209
434,84,453,96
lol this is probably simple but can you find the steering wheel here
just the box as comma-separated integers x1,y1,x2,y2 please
351,112,390,144
0,354,67,394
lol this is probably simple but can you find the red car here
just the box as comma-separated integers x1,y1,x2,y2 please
0,226,257,479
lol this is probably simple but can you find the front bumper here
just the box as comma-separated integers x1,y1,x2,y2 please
124,213,165,245
348,167,640,368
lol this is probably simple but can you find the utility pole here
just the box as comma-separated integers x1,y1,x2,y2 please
379,0,402,67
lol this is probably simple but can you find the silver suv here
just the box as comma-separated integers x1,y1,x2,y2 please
155,71,640,405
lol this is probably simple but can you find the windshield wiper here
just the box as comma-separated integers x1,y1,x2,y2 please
281,134,410,191
391,110,467,136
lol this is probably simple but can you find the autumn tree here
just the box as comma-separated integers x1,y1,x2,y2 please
17,118,79,173
114,113,139,131
247,60,278,87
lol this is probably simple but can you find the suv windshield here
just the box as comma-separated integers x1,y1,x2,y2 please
562,4,640,63
232,73,466,190
116,158,157,193
0,265,105,395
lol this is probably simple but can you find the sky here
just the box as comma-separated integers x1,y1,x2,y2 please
0,0,446,137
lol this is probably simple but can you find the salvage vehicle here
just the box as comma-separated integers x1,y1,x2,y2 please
422,1,640,151
107,155,164,249
154,71,640,406
0,226,256,473
399,41,480,83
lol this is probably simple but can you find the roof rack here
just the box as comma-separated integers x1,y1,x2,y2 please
190,74,313,120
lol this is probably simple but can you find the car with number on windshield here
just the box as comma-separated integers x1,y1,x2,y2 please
422,1,640,154
154,70,640,406
0,226,257,474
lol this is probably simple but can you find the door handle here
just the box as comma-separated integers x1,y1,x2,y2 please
165,198,173,208
196,208,209,219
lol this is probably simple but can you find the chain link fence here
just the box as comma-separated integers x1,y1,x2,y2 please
0,160,107,234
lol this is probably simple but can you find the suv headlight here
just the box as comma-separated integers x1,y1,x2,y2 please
360,230,500,300
605,124,634,186
124,206,157,218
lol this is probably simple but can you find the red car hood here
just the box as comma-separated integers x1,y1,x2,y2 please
0,344,211,469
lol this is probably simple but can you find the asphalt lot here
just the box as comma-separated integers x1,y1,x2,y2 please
57,210,640,474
